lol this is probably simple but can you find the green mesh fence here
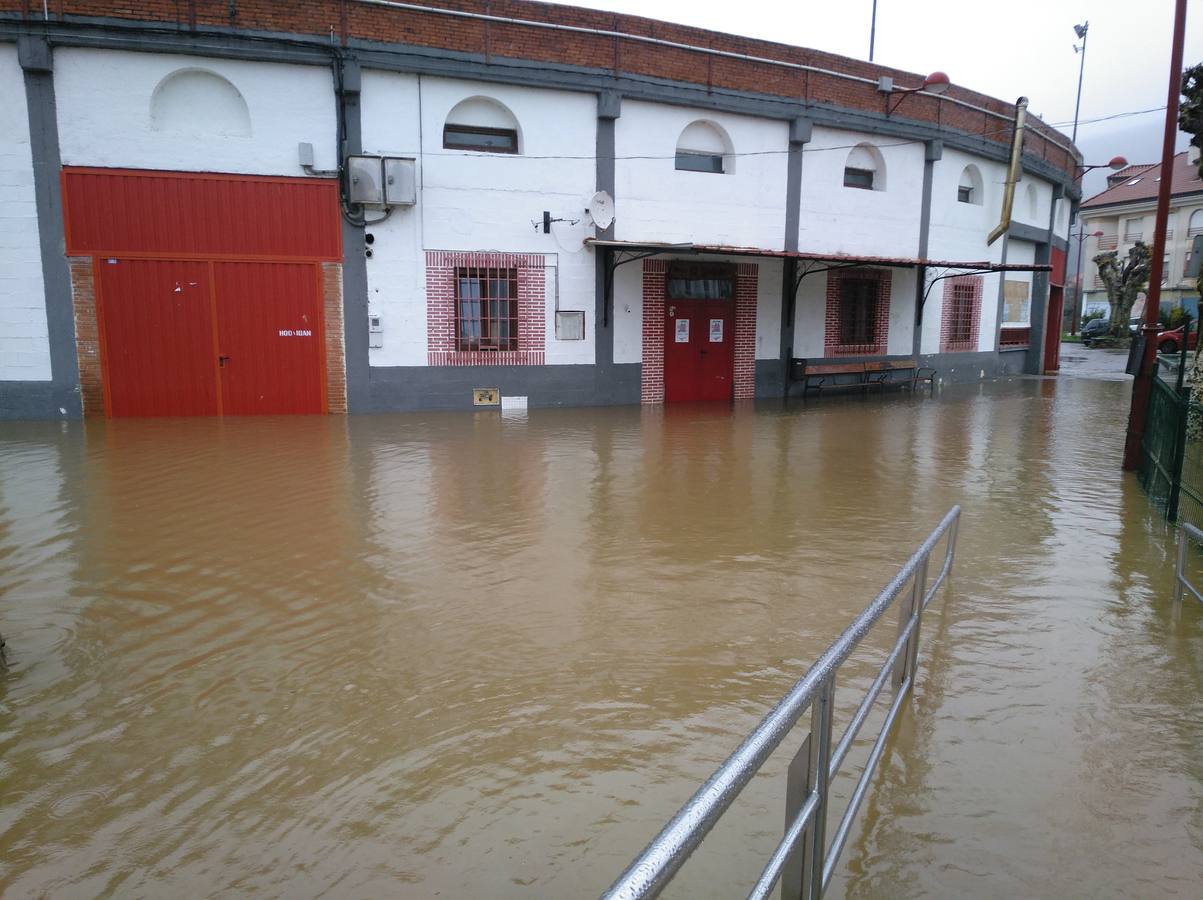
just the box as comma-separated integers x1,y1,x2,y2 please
1138,375,1184,509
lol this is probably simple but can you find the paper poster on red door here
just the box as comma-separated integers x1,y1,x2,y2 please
709,318,724,342
675,319,690,342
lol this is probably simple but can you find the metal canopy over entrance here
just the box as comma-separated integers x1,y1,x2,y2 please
587,238,1053,328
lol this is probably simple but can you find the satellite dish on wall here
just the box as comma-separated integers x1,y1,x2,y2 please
586,191,614,231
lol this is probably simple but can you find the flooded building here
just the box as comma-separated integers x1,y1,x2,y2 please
0,1,1080,418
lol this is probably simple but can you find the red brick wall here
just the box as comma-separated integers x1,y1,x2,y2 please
939,274,982,354
68,257,103,416
0,0,1077,178
734,263,757,400
640,259,666,403
425,250,546,366
321,262,347,413
824,268,891,356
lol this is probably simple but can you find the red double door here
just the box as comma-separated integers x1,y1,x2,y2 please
96,258,326,417
664,299,735,402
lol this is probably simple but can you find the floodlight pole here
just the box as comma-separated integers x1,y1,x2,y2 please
1072,22,1088,145
869,0,878,62
1123,0,1188,471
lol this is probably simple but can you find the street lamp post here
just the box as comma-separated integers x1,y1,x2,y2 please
1071,227,1105,334
1069,158,1127,335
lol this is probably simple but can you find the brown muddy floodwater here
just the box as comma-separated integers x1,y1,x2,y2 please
2,378,1202,898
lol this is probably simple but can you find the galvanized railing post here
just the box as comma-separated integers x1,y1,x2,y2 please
1174,526,1186,611
892,557,925,696
780,733,811,900
800,678,834,900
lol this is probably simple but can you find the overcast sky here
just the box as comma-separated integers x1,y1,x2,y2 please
561,0,1202,198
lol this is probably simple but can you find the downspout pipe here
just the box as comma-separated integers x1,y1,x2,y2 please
987,97,1028,246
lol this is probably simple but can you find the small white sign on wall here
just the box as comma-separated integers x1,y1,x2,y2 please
709,319,724,342
675,319,690,343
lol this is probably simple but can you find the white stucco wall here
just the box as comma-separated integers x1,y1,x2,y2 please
925,148,1010,354
0,44,51,382
362,75,597,367
54,49,337,175
615,101,788,250
797,127,925,259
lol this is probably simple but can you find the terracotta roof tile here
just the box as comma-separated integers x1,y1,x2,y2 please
1081,151,1203,209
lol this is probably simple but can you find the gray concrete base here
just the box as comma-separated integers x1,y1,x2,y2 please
365,363,642,412
0,381,80,419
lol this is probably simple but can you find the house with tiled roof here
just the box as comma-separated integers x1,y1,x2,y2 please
1078,149,1203,319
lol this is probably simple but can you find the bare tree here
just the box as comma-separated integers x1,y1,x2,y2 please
1093,242,1152,344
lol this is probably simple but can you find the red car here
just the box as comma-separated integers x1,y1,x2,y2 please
1156,324,1198,355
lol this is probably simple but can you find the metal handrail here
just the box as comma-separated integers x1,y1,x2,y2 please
1173,522,1203,609
603,506,961,900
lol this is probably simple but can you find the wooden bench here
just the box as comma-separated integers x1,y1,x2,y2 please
795,361,870,395
865,359,937,393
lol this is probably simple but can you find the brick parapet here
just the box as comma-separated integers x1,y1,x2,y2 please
0,0,1078,179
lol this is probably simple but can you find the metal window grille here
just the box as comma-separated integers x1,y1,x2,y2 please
456,267,519,351
839,278,877,345
948,282,976,344
843,167,874,190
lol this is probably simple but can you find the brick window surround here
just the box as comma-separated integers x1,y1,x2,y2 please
641,259,757,403
427,251,545,366
824,268,891,356
939,275,983,353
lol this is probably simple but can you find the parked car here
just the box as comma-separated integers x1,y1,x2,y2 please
1155,324,1198,355
1080,317,1111,347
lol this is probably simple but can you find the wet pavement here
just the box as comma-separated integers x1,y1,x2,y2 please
1057,340,1133,381
1,379,1202,898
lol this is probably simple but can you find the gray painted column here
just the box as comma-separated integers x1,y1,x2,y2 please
594,91,620,371
912,140,942,357
1024,184,1063,375
779,117,810,394
339,58,371,412
18,35,81,417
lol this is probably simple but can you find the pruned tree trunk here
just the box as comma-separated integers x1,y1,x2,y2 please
1094,242,1152,346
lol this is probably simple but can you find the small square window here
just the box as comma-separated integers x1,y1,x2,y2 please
443,125,518,154
957,185,974,204
675,151,724,173
844,167,874,190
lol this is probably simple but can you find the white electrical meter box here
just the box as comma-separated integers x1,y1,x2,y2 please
384,157,417,206
368,315,383,349
348,155,384,205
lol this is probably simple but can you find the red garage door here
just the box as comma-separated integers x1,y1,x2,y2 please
62,168,341,418
95,259,326,417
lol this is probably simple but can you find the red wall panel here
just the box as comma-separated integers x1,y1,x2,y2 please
62,168,342,261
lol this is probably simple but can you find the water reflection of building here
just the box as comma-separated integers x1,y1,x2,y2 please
1,1,1079,421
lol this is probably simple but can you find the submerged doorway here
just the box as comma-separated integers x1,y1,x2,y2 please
663,263,735,402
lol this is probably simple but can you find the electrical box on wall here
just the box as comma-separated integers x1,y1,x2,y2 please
368,315,383,349
347,155,417,207
384,158,417,206
348,156,384,205
555,310,586,341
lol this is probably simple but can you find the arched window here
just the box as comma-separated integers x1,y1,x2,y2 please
1189,208,1203,236
150,69,251,137
957,165,983,205
844,143,885,191
443,96,521,154
675,120,733,174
